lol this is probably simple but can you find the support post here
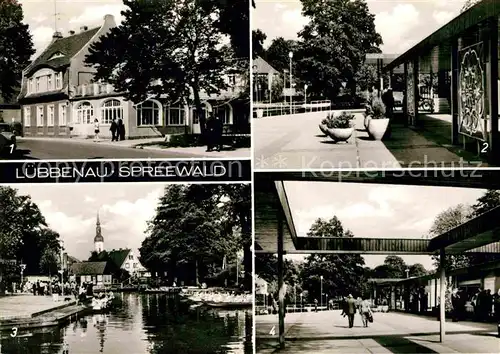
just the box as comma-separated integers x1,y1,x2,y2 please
413,57,420,127
439,248,446,343
488,18,499,164
451,40,459,145
277,212,285,349
403,62,408,127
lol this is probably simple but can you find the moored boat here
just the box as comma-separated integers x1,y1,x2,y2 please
203,301,252,309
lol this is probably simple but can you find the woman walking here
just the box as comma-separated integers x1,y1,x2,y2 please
93,118,100,142
360,297,372,328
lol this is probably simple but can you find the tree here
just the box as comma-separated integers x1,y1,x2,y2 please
372,255,407,279
428,204,472,271
469,189,500,217
85,0,231,136
409,263,427,277
355,63,378,92
0,0,35,102
0,186,61,277
252,29,267,59
39,248,59,277
264,37,300,72
300,217,366,300
297,0,382,99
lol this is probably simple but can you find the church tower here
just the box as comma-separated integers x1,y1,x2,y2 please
94,211,104,253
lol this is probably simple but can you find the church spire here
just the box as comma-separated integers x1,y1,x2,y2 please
94,210,104,252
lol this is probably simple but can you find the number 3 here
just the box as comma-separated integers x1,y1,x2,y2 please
11,327,18,337
481,143,489,153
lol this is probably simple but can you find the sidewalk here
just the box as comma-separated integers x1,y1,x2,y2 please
254,111,484,169
256,310,498,353
19,136,251,159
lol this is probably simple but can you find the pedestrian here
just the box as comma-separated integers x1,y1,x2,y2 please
346,294,357,328
360,297,372,328
314,298,318,312
110,119,118,141
117,118,125,141
213,113,223,152
93,118,100,142
494,289,500,337
340,297,347,317
205,114,215,152
485,289,493,320
451,288,460,322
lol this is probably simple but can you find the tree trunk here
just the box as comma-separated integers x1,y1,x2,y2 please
195,259,199,286
240,210,252,291
191,83,206,138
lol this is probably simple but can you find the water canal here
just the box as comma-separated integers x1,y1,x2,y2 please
0,293,253,354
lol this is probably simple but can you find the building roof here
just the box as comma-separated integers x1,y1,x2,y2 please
108,249,131,268
253,57,278,75
70,261,108,275
25,27,100,76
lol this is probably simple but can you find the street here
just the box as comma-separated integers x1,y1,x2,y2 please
256,310,499,353
4,138,237,160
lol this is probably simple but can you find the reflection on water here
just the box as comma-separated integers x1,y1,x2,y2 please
0,293,253,354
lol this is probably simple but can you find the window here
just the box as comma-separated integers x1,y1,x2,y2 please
55,72,62,89
76,102,93,124
133,263,137,268
59,104,67,126
128,255,133,260
101,99,122,125
47,75,53,91
24,107,31,126
103,275,112,283
35,77,40,92
137,100,161,126
48,52,64,60
47,105,55,126
125,263,130,269
97,275,103,282
36,106,44,126
192,105,207,125
166,106,185,126
214,105,232,125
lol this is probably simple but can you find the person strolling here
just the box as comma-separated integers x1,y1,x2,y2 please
110,119,118,141
346,294,357,328
93,118,100,142
360,298,372,328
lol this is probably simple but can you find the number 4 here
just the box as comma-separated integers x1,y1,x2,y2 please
269,326,276,335
481,143,489,154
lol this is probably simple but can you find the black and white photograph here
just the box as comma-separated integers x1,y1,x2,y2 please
252,0,500,169
0,0,250,160
0,182,252,353
254,171,500,353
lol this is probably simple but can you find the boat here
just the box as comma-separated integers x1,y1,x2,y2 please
203,301,252,309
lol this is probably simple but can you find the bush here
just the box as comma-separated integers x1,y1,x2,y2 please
11,121,23,136
368,97,386,119
325,111,354,129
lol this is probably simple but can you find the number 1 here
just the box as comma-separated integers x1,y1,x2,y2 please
9,144,14,154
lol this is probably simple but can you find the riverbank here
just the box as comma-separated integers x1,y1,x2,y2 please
0,294,87,331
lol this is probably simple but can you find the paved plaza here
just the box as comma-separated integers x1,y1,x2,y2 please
254,112,483,170
0,294,68,320
256,310,499,353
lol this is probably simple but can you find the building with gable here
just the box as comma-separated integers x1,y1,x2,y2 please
18,15,249,140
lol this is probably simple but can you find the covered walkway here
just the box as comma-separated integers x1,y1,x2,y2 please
255,172,500,350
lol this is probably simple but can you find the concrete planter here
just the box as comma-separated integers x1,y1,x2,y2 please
327,127,354,142
319,124,328,135
256,109,263,118
368,118,390,140
364,115,371,130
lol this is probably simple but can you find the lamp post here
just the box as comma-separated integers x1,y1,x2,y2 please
304,84,308,111
60,241,64,285
289,51,293,113
326,294,329,310
300,293,303,311
405,268,410,278
320,275,323,309
20,264,26,292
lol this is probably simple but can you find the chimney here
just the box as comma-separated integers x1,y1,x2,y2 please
80,26,88,32
103,14,115,25
52,31,63,42
68,30,75,35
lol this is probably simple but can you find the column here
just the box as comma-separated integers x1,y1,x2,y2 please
413,57,420,127
390,286,396,310
451,40,459,145
439,248,446,343
277,212,285,349
488,17,499,164
403,62,408,127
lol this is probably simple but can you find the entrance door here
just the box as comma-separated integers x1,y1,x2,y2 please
191,102,210,134
73,102,94,137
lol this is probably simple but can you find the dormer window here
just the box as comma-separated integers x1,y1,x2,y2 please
48,52,65,60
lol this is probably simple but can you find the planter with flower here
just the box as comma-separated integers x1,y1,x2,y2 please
364,102,373,130
367,97,389,140
319,115,330,135
326,111,355,142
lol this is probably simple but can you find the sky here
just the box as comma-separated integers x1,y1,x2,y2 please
19,0,127,56
283,181,487,271
253,0,471,54
8,183,165,261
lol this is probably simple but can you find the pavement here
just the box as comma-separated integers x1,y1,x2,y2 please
253,111,487,170
8,136,250,160
256,310,499,353
0,294,73,320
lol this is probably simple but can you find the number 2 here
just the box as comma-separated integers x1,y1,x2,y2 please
269,326,276,335
481,143,489,153
10,327,17,337
9,144,14,154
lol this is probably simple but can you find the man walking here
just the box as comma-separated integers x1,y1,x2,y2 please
110,119,118,141
213,113,224,152
346,294,357,328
